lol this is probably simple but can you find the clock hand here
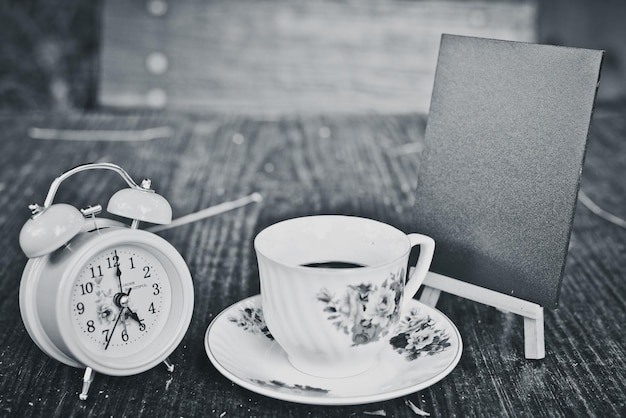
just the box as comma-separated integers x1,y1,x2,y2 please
125,306,143,325
114,250,123,292
105,288,132,350
120,287,145,329
105,307,123,350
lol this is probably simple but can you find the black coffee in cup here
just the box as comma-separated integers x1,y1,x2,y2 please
301,261,366,269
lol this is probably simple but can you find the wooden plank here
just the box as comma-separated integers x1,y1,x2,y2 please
99,0,536,114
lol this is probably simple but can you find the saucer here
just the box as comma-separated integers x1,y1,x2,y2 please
205,295,462,405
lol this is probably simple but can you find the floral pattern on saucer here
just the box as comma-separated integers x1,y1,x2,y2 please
228,302,274,340
206,295,462,405
251,379,329,394
389,307,452,361
316,269,404,346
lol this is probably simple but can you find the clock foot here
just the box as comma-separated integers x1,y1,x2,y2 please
163,357,175,372
79,367,95,401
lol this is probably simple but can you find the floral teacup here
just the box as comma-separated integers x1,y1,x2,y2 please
254,215,435,378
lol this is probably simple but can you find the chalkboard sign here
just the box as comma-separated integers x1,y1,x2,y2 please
414,34,603,309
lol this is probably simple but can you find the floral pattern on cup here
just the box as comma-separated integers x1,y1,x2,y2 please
229,293,452,362
316,269,404,346
389,307,451,360
229,304,274,340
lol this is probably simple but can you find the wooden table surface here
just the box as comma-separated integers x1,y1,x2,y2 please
0,107,625,417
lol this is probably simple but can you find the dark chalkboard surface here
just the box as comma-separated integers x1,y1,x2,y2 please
414,34,603,309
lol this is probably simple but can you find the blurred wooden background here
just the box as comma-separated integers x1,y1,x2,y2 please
98,0,536,114
1,0,625,113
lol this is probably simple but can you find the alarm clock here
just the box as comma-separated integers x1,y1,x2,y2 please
18,163,194,400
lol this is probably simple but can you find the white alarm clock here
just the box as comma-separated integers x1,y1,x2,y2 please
18,163,194,400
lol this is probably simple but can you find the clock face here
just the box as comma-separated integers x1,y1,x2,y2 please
70,245,172,356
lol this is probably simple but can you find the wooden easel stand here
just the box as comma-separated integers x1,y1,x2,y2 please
419,271,545,359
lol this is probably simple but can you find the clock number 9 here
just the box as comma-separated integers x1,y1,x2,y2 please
76,302,85,315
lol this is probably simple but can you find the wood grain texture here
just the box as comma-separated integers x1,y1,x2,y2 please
98,0,536,114
0,108,625,417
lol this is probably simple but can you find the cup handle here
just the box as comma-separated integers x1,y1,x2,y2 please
404,234,435,305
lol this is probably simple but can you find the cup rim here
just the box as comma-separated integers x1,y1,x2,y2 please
254,215,412,273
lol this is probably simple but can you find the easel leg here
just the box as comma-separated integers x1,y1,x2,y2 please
523,308,545,359
419,286,442,307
